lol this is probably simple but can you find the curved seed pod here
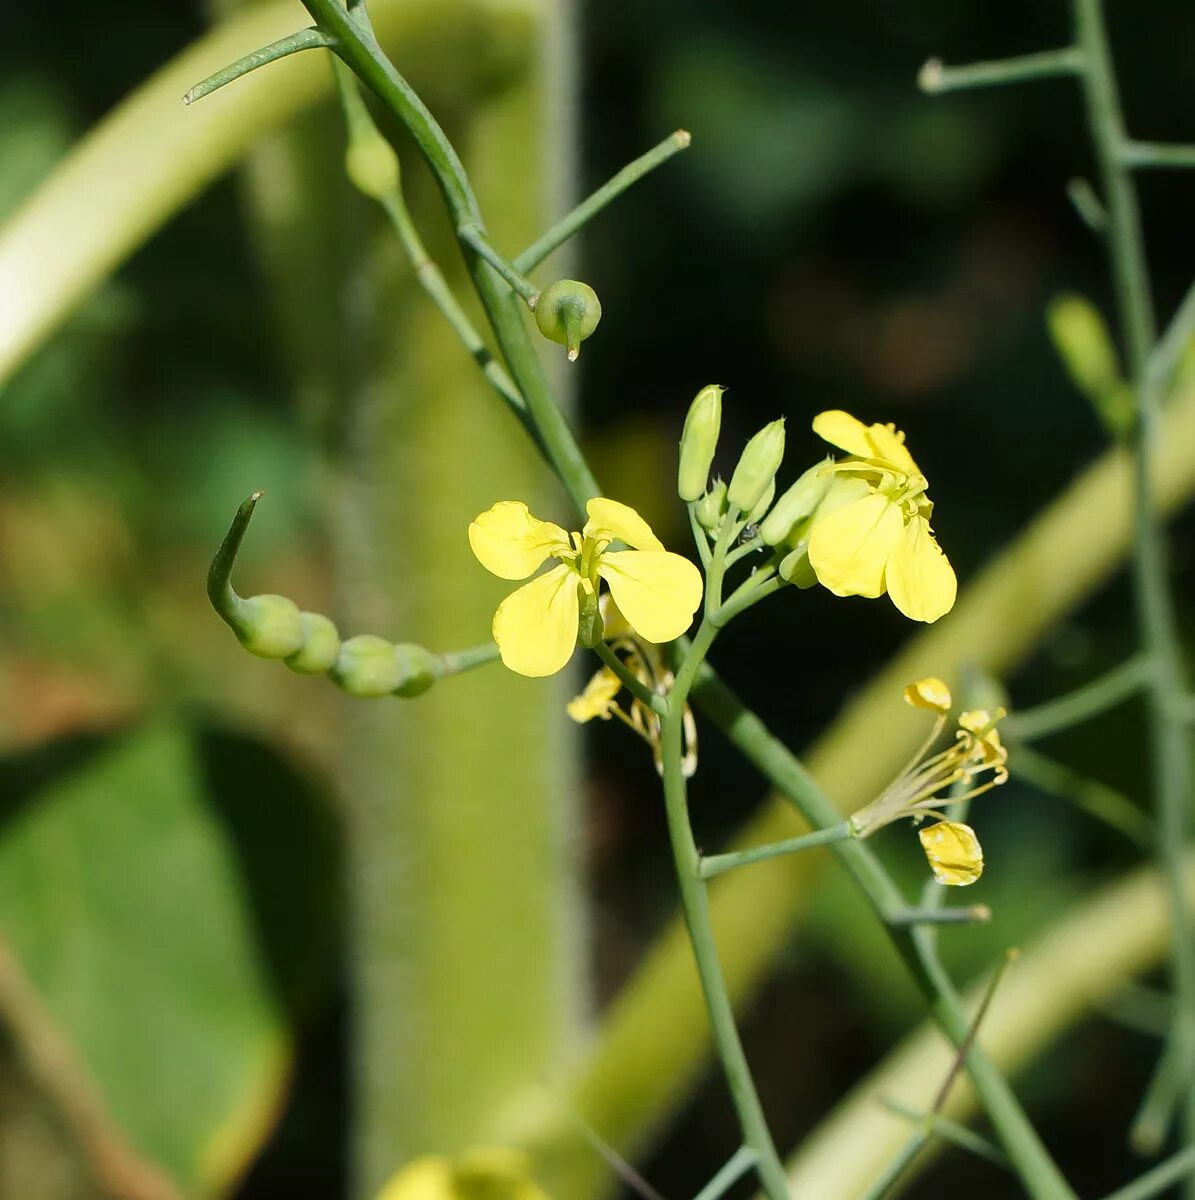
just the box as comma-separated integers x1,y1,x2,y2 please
677,384,723,502
534,279,602,361
286,612,342,675
727,418,785,513
333,635,403,697
393,643,442,698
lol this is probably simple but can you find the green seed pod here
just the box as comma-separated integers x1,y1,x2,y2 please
695,479,728,532
746,477,775,525
677,384,724,502
236,594,304,659
393,643,441,698
285,612,341,675
345,133,399,202
759,458,834,546
727,418,785,513
534,280,602,361
333,634,402,697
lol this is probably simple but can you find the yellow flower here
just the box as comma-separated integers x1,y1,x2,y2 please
849,678,1008,885
469,497,703,677
807,410,957,623
377,1148,551,1200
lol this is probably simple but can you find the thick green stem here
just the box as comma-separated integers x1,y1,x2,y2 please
1071,0,1195,1168
660,621,791,1200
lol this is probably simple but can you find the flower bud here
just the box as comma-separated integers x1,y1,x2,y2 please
759,458,834,545
695,479,727,532
236,594,304,659
779,538,817,588
746,477,775,525
727,419,785,513
285,612,341,675
332,634,402,697
677,384,723,501
534,280,602,361
1046,294,1132,436
393,643,441,698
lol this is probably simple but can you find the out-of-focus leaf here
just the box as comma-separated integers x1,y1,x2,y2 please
0,720,339,1198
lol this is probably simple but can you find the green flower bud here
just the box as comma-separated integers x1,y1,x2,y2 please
759,458,834,546
333,634,402,697
1047,294,1120,401
393,643,441,698
345,132,399,201
745,477,775,525
677,384,724,501
285,612,341,675
236,594,304,659
727,418,785,513
534,280,602,361
779,540,818,589
695,479,727,532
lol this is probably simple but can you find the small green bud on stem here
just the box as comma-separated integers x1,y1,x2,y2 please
745,478,775,525
534,279,602,361
727,418,785,512
759,458,833,545
695,479,728,532
677,384,724,501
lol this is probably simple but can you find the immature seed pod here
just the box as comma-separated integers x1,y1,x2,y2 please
759,458,834,546
345,132,400,201
333,635,403,697
236,594,305,659
695,479,728,532
727,418,785,513
393,643,441,698
677,384,724,502
534,280,602,361
285,612,342,675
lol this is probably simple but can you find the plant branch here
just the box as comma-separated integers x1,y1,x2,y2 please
698,822,853,880
459,224,541,304
514,130,692,273
183,26,333,104
1002,653,1154,740
917,46,1083,94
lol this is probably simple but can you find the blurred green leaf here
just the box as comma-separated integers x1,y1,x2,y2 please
0,720,339,1198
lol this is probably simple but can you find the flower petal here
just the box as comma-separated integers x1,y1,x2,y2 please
904,677,952,713
583,497,664,550
865,422,919,473
807,492,904,598
918,820,984,886
812,410,875,458
885,515,957,623
469,501,571,580
492,563,579,676
597,550,702,643
566,666,623,722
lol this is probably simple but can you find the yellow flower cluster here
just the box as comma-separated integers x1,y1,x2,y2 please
850,677,1009,886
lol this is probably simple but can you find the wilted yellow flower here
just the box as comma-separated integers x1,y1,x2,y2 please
849,678,1008,884
469,497,702,677
566,596,698,777
377,1148,550,1200
807,410,957,623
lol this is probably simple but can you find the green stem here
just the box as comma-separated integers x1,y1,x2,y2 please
437,642,501,676
459,224,541,304
1002,653,1154,740
1101,1146,1195,1200
713,572,782,626
698,822,853,880
918,46,1083,94
690,1146,757,1200
592,639,666,717
514,130,692,273
183,26,333,104
1071,0,1195,1169
660,620,791,1200
1147,275,1195,397
886,905,991,927
859,1132,928,1200
882,1101,1009,1168
1120,141,1195,170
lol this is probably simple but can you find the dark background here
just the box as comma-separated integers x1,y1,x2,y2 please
3,0,1194,1195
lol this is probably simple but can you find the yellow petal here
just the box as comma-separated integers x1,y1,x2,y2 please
864,422,919,473
376,1157,453,1200
885,515,957,622
812,410,875,458
904,677,952,713
492,564,579,677
918,820,984,886
807,492,904,598
597,550,702,643
583,497,664,550
469,501,571,580
567,667,623,722
597,592,634,640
